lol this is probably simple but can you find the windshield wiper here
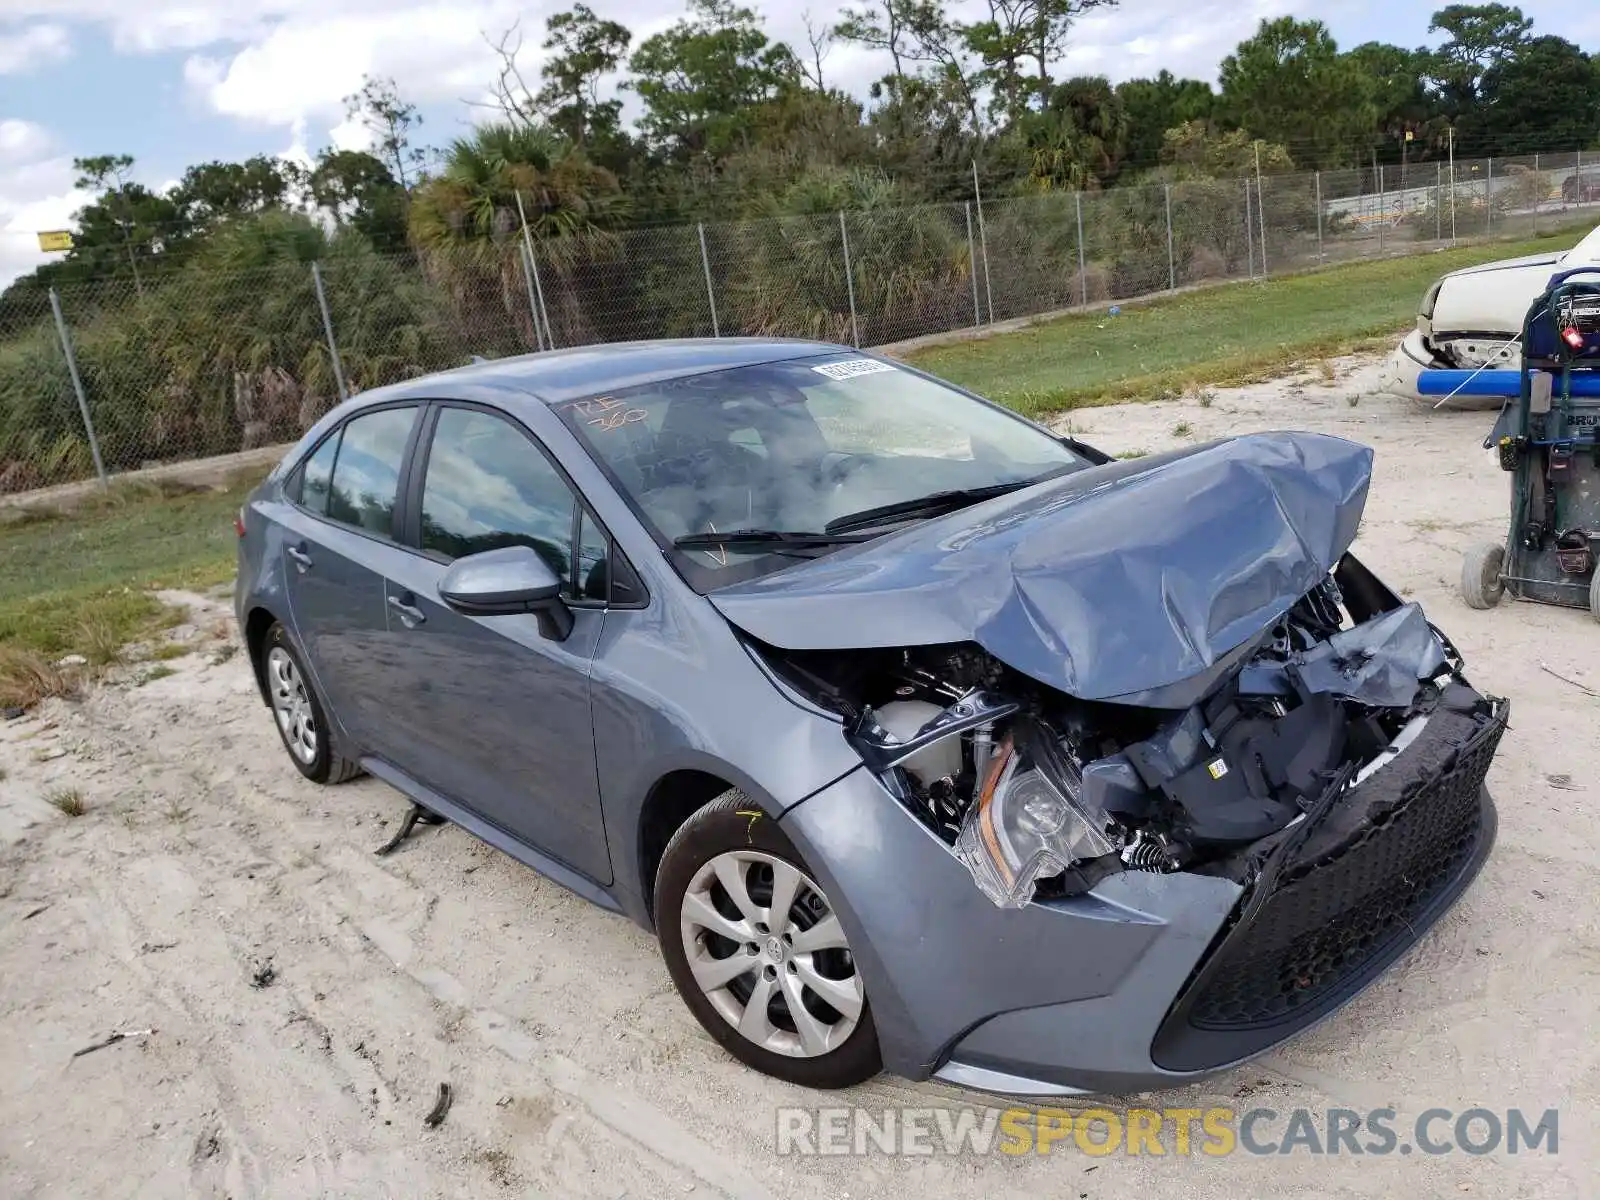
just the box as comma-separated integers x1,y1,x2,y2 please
823,479,1041,535
673,528,878,552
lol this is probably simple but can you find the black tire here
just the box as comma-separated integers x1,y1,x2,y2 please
1460,541,1506,610
263,622,362,785
654,790,881,1089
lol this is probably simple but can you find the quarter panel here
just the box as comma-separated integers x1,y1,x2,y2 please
589,589,866,922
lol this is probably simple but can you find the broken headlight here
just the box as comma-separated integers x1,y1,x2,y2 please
953,735,1116,908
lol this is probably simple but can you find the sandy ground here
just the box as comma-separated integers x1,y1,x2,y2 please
2,355,1598,1199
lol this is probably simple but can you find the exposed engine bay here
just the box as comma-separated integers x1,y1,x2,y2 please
759,555,1502,908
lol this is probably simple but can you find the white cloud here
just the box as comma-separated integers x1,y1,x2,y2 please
178,2,528,143
0,121,92,289
0,118,54,162
0,22,72,73
327,116,374,153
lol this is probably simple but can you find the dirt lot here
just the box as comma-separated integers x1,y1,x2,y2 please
2,355,1597,1199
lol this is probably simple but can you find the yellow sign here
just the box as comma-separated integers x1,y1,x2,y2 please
37,230,73,252
1405,130,1415,142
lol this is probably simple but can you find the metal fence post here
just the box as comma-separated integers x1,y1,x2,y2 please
1448,130,1457,246
1376,164,1386,256
527,240,555,350
1074,192,1087,306
515,189,556,348
1315,171,1323,260
697,222,721,338
838,211,860,348
972,161,994,324
1254,146,1268,277
1244,178,1255,279
1533,152,1541,235
310,261,348,403
964,202,981,327
1164,184,1176,291
1485,157,1493,234
48,288,107,486
528,241,553,350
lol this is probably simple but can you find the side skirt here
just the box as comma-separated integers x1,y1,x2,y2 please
359,757,625,916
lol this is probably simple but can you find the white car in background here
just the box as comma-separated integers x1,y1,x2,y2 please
1384,223,1600,409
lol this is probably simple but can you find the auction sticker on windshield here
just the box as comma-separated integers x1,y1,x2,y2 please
812,358,897,380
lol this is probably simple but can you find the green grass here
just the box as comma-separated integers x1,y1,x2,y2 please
905,225,1594,416
0,474,259,701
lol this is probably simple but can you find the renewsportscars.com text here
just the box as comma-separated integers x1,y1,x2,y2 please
775,1105,1559,1158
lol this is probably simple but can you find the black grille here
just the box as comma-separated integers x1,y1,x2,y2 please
1153,702,1504,1071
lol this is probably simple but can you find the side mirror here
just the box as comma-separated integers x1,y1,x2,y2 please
438,545,574,640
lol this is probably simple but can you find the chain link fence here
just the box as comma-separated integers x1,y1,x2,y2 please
6,152,1600,494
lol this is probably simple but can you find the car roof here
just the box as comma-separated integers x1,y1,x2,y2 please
356,338,849,408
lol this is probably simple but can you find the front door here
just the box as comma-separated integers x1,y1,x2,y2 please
378,405,612,884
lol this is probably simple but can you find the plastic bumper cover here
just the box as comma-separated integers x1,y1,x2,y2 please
778,767,1243,1092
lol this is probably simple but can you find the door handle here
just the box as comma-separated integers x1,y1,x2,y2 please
388,594,426,628
286,544,312,572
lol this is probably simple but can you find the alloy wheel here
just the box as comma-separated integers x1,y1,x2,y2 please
678,850,864,1058
267,646,318,765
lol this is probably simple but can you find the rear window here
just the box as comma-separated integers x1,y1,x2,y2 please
297,431,340,516
326,406,417,538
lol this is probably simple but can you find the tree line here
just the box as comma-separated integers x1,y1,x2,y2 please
0,1,1595,489
5,0,1597,312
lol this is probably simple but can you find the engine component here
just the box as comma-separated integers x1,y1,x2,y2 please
847,689,1019,775
1080,752,1152,823
1121,831,1180,872
875,701,962,787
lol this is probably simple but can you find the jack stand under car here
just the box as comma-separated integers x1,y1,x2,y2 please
1419,267,1600,622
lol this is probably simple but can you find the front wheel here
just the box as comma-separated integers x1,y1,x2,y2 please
654,791,881,1088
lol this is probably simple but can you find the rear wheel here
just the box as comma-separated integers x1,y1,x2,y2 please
1460,542,1506,610
263,622,361,784
1590,568,1600,625
655,791,880,1088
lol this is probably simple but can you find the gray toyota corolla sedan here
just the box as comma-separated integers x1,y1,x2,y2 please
235,339,1507,1095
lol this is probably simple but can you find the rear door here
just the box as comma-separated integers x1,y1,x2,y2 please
277,403,421,751
376,404,617,884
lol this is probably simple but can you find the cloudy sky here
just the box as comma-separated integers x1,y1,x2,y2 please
3,0,1598,285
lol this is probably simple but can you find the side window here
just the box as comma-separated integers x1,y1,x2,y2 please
297,431,341,516
420,408,577,590
327,406,416,537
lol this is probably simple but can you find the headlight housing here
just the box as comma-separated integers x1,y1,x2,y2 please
953,735,1116,908
1421,277,1444,320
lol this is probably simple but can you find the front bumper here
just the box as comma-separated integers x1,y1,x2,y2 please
1382,329,1509,411
783,699,1505,1096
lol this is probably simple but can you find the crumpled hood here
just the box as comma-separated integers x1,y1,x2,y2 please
711,431,1373,706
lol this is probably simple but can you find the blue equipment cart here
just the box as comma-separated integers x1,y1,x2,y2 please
1417,267,1600,621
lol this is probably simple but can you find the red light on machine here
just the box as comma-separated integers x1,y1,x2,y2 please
1561,325,1586,350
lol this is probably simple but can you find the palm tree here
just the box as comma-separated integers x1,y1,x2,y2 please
409,123,629,348
726,167,969,343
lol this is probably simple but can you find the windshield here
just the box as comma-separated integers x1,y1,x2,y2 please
555,354,1086,588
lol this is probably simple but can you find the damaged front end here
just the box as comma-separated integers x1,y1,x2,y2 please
755,553,1504,928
